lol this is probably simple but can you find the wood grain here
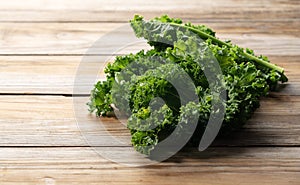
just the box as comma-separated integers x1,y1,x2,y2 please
0,95,298,146
0,0,298,22
0,23,299,55
0,55,299,94
0,147,299,185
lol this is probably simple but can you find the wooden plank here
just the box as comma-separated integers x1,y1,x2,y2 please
0,95,299,146
0,0,298,22
0,56,88,94
0,95,85,146
0,23,299,55
0,55,299,94
0,147,299,184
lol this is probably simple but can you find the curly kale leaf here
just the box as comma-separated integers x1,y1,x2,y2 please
129,104,176,155
130,14,287,83
88,14,288,155
87,80,113,117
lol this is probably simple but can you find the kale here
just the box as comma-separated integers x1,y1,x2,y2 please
88,15,288,155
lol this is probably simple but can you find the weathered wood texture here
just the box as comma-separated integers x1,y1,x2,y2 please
0,23,299,55
0,0,299,184
0,0,298,22
0,147,299,185
0,55,299,94
0,95,299,146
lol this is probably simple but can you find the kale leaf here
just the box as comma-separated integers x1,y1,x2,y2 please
88,15,288,155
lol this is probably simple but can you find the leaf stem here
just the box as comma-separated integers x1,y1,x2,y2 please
169,22,285,74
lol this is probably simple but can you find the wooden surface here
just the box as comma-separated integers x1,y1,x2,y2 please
0,0,299,184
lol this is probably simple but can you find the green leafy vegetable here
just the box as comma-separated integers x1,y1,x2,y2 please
88,15,288,155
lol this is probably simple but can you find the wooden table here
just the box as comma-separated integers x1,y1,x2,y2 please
0,0,299,184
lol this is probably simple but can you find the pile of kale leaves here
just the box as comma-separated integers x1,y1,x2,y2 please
88,15,287,155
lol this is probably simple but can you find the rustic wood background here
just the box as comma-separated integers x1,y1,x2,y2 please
0,0,299,184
